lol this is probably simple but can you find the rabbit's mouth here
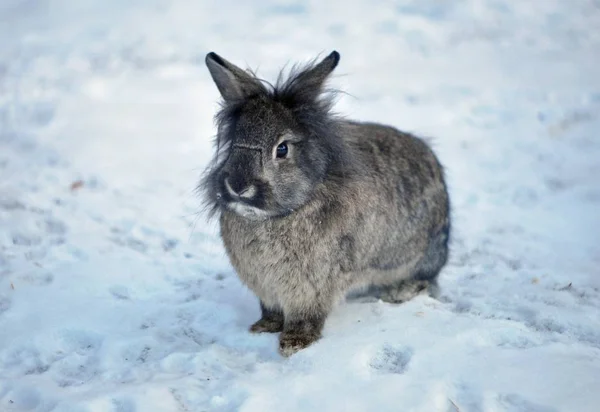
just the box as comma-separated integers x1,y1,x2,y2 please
227,201,272,221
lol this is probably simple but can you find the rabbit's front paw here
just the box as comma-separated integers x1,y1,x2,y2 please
279,330,320,357
250,303,284,333
250,316,284,333
278,316,324,357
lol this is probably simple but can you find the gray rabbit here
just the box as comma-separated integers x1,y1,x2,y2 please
201,51,450,356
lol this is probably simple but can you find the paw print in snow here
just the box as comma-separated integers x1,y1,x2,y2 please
369,344,413,374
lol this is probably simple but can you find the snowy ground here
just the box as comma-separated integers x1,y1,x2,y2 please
1,0,599,411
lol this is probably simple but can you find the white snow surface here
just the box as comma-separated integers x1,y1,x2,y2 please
1,1,599,411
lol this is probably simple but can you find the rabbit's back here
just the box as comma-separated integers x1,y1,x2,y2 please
338,121,449,275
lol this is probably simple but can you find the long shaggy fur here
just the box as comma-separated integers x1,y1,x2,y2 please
200,50,451,357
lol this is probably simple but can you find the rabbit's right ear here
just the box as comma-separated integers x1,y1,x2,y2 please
205,52,264,101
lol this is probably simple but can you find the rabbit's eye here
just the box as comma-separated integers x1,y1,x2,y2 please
276,142,289,159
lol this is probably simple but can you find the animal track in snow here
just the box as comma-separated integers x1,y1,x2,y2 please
369,344,413,374
50,329,104,387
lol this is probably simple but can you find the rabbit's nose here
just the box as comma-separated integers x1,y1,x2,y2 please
225,178,257,199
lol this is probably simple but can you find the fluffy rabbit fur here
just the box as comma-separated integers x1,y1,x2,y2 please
201,51,450,356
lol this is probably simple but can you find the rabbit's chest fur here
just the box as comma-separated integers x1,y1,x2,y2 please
219,202,355,308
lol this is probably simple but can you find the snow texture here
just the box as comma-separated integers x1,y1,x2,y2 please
1,0,599,411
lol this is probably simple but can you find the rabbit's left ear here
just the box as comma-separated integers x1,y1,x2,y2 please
205,52,265,101
298,51,340,90
282,51,340,106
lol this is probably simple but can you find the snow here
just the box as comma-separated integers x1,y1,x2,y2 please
1,0,599,411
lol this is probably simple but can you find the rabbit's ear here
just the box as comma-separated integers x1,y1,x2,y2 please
282,51,340,105
205,52,264,101
300,51,340,89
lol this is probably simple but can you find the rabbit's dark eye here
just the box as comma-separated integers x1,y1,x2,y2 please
276,142,288,159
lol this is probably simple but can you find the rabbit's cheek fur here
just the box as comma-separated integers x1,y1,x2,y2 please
265,166,314,212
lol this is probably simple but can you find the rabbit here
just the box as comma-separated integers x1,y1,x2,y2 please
200,50,450,357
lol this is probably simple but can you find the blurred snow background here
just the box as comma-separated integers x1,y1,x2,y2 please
0,0,599,411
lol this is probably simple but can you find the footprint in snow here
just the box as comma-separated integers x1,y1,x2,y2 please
369,344,413,374
51,329,104,387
